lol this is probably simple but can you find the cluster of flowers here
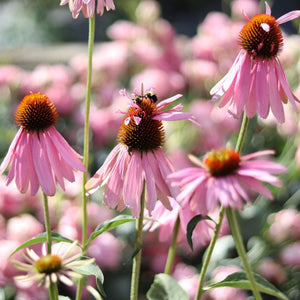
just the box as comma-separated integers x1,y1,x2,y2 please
0,0,300,298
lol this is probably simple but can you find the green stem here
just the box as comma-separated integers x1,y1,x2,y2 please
194,206,225,300
235,112,249,153
76,15,95,300
194,112,250,299
130,184,146,300
226,207,262,300
164,215,180,275
42,192,52,254
42,192,58,300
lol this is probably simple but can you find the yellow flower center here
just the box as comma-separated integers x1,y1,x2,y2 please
204,149,240,177
34,254,62,274
239,14,283,59
15,93,58,133
118,97,164,153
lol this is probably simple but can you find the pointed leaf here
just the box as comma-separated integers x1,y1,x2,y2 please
72,257,106,297
10,232,74,256
86,215,135,246
146,273,189,300
186,214,214,251
204,272,288,300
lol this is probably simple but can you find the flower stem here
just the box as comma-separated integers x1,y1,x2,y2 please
76,15,95,300
42,192,58,300
194,111,250,299
42,192,52,254
164,215,180,275
130,183,146,300
226,207,262,300
194,206,225,300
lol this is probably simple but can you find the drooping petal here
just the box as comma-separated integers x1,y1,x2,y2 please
48,127,86,172
256,60,270,118
0,127,23,174
31,133,56,196
123,151,144,217
142,153,157,214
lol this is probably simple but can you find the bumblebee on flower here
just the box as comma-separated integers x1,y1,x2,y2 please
86,88,190,217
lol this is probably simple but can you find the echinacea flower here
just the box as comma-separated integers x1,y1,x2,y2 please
0,93,86,196
210,2,300,123
168,149,287,214
60,0,115,19
12,241,94,288
86,89,190,217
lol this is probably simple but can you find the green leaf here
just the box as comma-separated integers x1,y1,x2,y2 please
86,215,135,246
146,273,189,300
72,258,106,297
10,232,74,256
204,272,288,300
186,214,214,251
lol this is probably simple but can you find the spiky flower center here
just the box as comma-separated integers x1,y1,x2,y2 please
118,96,164,153
239,14,283,59
34,254,62,274
15,93,58,133
204,149,240,177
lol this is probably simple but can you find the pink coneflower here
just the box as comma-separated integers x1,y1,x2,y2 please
86,89,190,217
168,149,287,214
60,0,115,19
210,2,300,123
12,241,94,289
0,93,86,196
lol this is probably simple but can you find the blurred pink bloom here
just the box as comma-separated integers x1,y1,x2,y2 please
86,89,190,217
0,240,22,286
210,2,300,122
144,197,215,248
131,68,185,100
267,209,300,243
209,266,247,300
0,93,86,196
87,232,124,270
0,177,38,218
169,149,286,214
280,241,300,266
60,0,115,19
172,263,199,300
6,214,43,244
231,0,260,19
256,258,286,284
188,99,240,152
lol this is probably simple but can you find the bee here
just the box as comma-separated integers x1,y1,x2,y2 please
144,91,158,103
132,91,158,105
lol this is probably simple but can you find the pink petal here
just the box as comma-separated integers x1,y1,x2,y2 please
241,150,275,160
153,112,191,121
210,51,245,97
0,128,23,174
123,152,144,217
268,61,285,122
241,177,274,199
31,133,56,196
275,59,300,110
15,132,30,193
142,154,157,214
265,2,271,16
230,53,252,117
103,148,128,208
256,60,270,118
48,127,86,172
277,10,300,24
156,94,182,110
245,64,257,118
